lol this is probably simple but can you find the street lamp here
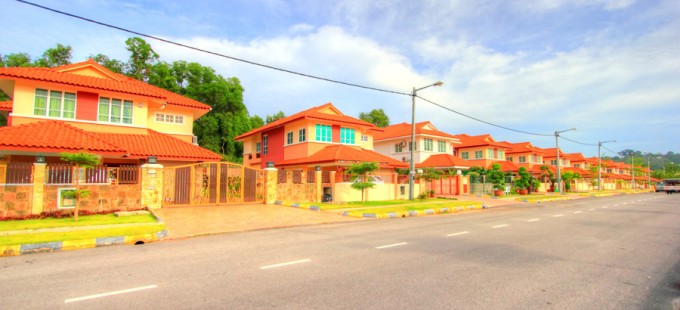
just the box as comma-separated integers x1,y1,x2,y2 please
597,140,616,191
409,81,444,200
647,156,651,188
657,156,665,175
555,128,576,194
631,155,635,189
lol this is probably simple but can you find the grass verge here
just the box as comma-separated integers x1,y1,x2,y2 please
0,224,166,246
0,214,158,231
349,201,483,214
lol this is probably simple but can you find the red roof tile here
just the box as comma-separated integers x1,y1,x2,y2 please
373,122,459,141
0,60,211,111
417,154,471,169
235,103,376,140
0,101,11,111
0,120,125,155
0,120,221,161
277,145,408,168
452,134,510,149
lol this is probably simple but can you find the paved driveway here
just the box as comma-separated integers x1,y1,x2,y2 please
154,204,359,239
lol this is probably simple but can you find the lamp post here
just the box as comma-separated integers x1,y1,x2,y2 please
657,156,665,175
409,81,443,200
631,155,635,189
555,128,576,194
647,156,651,189
597,140,616,191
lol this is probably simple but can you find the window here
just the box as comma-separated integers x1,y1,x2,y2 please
409,142,416,151
507,156,513,162
287,132,294,145
263,135,268,155
498,150,504,159
99,97,133,124
299,129,306,142
574,164,581,168
475,150,483,159
487,148,494,159
34,89,76,119
315,124,331,142
550,160,557,166
395,143,403,153
155,113,184,124
424,138,433,151
461,152,469,160
437,140,446,152
519,156,527,163
255,142,261,153
536,155,542,163
340,128,355,144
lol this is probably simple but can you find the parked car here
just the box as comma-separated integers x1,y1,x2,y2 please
655,182,665,192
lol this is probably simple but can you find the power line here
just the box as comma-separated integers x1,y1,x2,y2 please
16,0,411,97
415,95,553,137
602,145,618,155
560,136,598,147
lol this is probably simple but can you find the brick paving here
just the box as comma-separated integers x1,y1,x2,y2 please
153,204,359,239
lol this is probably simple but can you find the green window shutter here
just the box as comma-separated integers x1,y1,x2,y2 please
48,90,62,117
63,93,76,119
122,101,133,124
34,89,48,116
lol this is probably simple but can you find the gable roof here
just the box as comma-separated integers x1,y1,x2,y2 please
0,59,211,111
417,154,471,169
0,101,12,111
452,134,510,149
0,120,221,161
498,141,542,154
235,103,376,140
277,145,408,168
373,121,459,141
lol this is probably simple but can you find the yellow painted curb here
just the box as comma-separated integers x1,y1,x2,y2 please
0,244,21,257
61,239,97,251
124,233,158,245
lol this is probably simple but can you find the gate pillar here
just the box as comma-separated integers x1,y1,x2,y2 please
264,166,277,204
141,163,164,209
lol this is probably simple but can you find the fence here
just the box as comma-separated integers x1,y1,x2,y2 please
46,164,139,184
5,162,33,184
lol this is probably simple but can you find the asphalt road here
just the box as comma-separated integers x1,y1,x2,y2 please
1,193,679,309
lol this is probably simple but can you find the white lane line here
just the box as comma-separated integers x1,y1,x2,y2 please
553,214,564,217
65,285,157,303
447,231,469,237
602,206,609,209
574,211,583,214
375,242,408,249
260,259,311,270
528,218,540,222
492,224,509,228
613,204,618,206
589,209,595,211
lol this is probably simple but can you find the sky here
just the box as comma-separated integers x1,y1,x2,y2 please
1,0,679,158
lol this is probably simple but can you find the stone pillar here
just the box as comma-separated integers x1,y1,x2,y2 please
31,162,47,214
0,158,7,184
264,167,277,204
315,170,322,203
141,163,164,209
329,171,337,201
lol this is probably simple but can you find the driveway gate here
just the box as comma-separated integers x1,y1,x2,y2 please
162,162,264,207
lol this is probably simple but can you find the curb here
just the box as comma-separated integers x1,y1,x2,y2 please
341,204,484,219
1,209,168,257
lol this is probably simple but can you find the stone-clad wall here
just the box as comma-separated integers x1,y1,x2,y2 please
42,184,142,214
1,185,33,218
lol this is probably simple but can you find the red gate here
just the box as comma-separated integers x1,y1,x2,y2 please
430,176,458,195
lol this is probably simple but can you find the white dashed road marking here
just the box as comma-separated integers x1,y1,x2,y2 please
589,209,595,211
375,242,408,249
65,285,158,303
492,224,509,229
260,259,311,270
528,218,540,222
574,211,582,214
553,214,564,217
447,231,469,237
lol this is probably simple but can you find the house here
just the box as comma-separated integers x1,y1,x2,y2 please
235,103,409,202
499,141,546,175
452,134,511,170
372,121,461,165
0,59,222,217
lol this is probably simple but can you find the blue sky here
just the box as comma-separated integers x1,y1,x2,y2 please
2,0,679,157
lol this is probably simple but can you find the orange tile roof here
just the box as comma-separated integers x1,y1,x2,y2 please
235,103,377,140
373,122,459,141
0,59,211,111
0,120,221,161
464,159,520,172
277,145,408,168
0,120,125,155
452,134,510,149
0,101,12,111
417,154,471,169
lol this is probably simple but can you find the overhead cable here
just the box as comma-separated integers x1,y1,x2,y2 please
559,136,598,146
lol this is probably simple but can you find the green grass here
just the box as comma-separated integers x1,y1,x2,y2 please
349,201,483,214
0,224,166,246
516,195,573,202
0,214,158,232
316,199,443,210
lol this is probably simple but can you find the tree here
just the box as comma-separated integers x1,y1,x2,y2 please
34,43,72,67
266,111,286,124
59,152,100,222
417,168,443,196
125,37,159,81
540,165,556,192
0,53,33,67
513,167,531,191
487,163,506,191
560,171,580,192
345,162,379,204
249,115,265,129
359,109,390,127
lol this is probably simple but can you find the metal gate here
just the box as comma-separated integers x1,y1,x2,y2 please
163,162,264,207
430,176,458,195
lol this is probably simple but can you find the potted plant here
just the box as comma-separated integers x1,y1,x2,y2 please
487,163,506,196
513,167,531,195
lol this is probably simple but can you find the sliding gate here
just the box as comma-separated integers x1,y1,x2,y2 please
162,162,264,207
